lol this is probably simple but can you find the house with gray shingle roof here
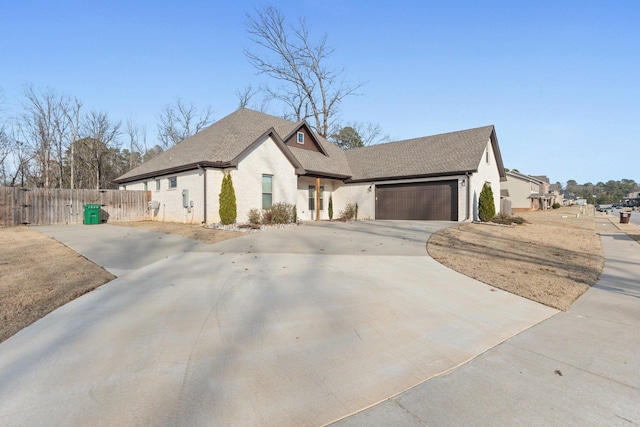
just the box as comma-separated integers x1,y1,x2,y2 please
115,108,506,223
501,171,553,211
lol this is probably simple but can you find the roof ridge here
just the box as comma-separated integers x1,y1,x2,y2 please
347,125,495,151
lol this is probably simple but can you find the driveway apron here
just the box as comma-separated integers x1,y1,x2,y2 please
36,224,205,277
331,218,640,426
0,221,556,426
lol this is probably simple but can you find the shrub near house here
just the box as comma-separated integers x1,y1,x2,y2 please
478,183,496,222
219,172,237,225
247,203,295,225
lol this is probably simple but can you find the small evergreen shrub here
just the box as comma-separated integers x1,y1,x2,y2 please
292,205,297,223
478,183,496,222
339,203,357,220
355,202,358,220
219,172,237,225
552,203,560,209
328,194,333,220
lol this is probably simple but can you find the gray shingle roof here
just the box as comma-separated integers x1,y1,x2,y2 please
116,108,301,182
344,125,497,182
116,108,355,182
116,108,503,185
288,134,352,178
506,171,544,183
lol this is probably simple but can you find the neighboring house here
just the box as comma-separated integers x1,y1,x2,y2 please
623,191,640,207
548,183,564,206
501,171,553,211
115,108,506,223
560,190,579,205
532,175,564,207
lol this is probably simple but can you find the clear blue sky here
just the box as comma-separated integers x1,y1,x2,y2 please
1,0,638,186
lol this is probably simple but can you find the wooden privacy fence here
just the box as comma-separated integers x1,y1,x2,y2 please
0,187,151,227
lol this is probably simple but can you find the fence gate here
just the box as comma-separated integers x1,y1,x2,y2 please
0,187,151,227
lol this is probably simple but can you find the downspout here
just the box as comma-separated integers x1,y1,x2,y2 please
201,165,207,224
466,172,472,221
315,177,320,221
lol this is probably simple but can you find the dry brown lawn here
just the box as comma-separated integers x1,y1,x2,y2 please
0,222,243,343
114,221,243,244
0,227,115,342
428,205,605,310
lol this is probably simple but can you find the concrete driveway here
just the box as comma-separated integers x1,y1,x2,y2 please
0,221,556,426
332,218,640,426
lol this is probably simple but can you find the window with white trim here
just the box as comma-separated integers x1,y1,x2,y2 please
297,132,304,144
262,175,273,209
308,185,324,211
168,176,177,189
155,179,161,191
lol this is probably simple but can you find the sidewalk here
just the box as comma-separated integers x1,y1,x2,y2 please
602,211,640,234
331,216,640,426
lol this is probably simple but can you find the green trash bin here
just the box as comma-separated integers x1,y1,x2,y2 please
83,204,101,225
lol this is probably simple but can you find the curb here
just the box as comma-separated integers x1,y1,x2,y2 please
602,214,639,232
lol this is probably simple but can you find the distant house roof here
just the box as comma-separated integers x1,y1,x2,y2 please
532,175,550,184
115,109,505,184
505,170,545,184
344,125,505,182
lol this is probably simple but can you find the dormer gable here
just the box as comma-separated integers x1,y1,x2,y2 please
283,122,327,156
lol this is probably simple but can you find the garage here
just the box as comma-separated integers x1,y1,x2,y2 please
375,180,458,220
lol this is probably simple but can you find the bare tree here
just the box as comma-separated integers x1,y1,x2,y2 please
330,121,389,149
5,124,35,187
125,117,147,170
61,97,82,189
235,85,261,109
245,6,362,137
22,85,59,187
157,98,213,149
79,111,121,189
0,89,10,184
349,121,389,146
0,126,10,185
20,85,86,188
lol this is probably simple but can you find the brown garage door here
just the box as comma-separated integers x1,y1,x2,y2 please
376,180,458,220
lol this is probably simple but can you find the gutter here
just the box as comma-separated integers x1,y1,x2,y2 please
466,172,472,221
302,170,352,180
114,160,232,184
345,170,475,184
200,164,207,224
